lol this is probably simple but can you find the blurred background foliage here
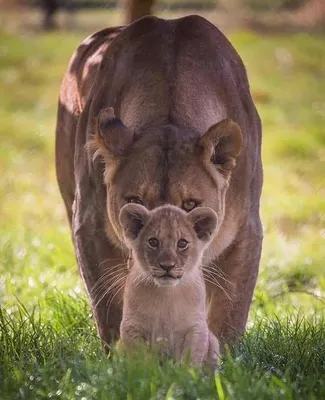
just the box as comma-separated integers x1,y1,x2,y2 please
1,0,325,29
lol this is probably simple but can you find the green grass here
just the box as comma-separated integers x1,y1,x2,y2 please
1,11,325,399
1,299,325,399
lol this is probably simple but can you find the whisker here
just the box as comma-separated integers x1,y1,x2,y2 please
91,264,127,297
203,273,233,303
106,282,126,324
202,263,229,279
92,263,127,285
91,262,127,285
201,263,232,285
202,269,226,285
91,273,125,299
93,272,127,309
206,261,231,279
203,275,227,294
96,257,126,270
106,280,125,308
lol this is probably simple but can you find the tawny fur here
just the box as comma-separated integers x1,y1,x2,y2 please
119,204,220,366
55,16,263,349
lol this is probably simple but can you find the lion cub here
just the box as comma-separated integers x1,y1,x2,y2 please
118,204,220,366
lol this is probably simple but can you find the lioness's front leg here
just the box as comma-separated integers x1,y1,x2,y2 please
207,215,263,348
73,193,126,348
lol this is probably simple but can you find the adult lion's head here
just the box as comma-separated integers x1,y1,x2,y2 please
92,107,242,251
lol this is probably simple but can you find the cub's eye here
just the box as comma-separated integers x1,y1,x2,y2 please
177,239,189,250
182,199,198,212
127,197,143,205
148,238,159,249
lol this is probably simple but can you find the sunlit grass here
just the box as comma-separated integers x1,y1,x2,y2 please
1,299,325,399
0,13,324,398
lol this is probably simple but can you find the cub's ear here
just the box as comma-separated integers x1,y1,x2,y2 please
119,204,149,240
199,119,243,175
187,207,218,242
96,107,134,157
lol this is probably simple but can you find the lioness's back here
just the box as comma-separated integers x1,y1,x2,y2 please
91,15,252,133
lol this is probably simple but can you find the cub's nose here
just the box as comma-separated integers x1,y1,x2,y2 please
159,261,175,272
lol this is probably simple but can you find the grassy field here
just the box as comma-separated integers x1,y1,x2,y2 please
1,10,325,399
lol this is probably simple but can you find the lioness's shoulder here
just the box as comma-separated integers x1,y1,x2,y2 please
116,14,240,64
120,14,221,39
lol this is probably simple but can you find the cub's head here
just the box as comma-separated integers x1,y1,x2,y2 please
92,107,242,252
119,204,218,287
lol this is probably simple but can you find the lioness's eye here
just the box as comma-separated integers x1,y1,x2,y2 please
148,238,159,249
182,199,198,212
127,197,143,205
177,239,189,250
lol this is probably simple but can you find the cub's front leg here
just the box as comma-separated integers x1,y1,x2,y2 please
118,321,147,353
182,324,209,365
207,331,220,368
119,322,168,359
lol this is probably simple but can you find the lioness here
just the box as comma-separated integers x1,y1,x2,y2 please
119,203,219,365
55,15,263,349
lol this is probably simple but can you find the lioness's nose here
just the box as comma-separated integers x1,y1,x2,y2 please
159,261,175,272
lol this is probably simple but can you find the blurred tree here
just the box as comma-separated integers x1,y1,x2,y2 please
41,0,59,30
0,0,23,10
245,0,325,31
122,0,325,26
292,0,325,27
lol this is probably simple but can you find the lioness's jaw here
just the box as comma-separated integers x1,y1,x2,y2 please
96,107,135,157
200,119,243,176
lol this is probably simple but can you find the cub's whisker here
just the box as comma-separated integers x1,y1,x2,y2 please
106,284,125,325
91,263,127,295
94,272,127,309
95,257,126,270
201,263,232,285
203,272,233,303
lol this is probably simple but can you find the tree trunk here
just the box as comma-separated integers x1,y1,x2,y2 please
41,0,59,30
124,0,154,24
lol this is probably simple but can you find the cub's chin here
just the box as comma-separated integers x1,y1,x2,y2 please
153,276,181,287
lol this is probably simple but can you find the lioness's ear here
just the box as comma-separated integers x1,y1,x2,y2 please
96,107,134,157
119,204,149,240
200,119,243,175
187,207,218,242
